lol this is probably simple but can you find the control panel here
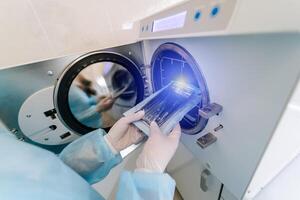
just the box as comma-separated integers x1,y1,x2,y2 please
139,0,237,39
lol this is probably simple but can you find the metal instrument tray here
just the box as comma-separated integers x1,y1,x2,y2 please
124,81,202,136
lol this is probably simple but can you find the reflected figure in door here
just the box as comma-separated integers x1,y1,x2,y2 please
69,74,114,128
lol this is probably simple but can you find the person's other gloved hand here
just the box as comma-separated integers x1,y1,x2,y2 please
136,122,181,173
104,111,145,154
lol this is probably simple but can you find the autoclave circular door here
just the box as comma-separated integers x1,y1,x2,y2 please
54,51,146,135
151,43,210,135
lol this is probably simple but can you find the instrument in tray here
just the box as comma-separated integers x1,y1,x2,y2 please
142,82,196,126
124,81,202,135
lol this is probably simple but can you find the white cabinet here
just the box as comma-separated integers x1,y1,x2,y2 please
168,143,222,200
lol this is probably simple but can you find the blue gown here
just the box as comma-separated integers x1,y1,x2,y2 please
68,85,102,128
0,128,175,200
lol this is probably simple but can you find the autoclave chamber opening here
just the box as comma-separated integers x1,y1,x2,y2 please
151,42,209,134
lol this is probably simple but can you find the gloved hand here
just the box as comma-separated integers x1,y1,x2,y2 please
96,96,114,112
136,121,181,173
104,111,145,154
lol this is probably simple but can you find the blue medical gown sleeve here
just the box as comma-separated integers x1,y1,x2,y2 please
0,130,104,200
69,85,102,128
116,171,176,200
59,129,122,184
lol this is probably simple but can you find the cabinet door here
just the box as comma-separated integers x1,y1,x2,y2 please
54,51,146,135
168,143,222,200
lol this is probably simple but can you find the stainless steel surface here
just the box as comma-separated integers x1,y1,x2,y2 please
0,42,144,151
199,103,223,119
0,56,76,140
214,124,224,132
125,81,202,136
53,49,146,135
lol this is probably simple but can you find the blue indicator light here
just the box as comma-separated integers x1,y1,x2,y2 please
194,10,201,21
211,6,220,17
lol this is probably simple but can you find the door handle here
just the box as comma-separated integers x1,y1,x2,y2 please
200,169,211,192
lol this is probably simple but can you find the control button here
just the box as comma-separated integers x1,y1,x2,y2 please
194,10,202,21
210,6,220,17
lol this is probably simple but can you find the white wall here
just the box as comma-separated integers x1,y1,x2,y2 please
0,0,184,69
244,79,300,199
254,153,300,200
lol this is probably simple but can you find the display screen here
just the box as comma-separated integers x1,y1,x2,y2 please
152,11,187,32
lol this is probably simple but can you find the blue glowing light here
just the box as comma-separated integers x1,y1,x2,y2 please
151,43,210,132
211,6,220,17
194,10,201,21
152,50,199,88
176,77,188,88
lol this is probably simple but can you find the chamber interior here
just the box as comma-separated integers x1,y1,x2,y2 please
151,43,209,134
